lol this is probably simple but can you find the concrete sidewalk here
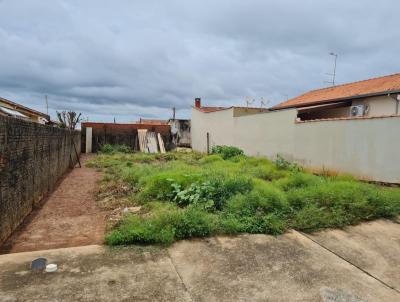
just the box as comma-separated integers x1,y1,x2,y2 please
1,220,400,302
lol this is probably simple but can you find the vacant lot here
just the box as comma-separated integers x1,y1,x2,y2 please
88,146,400,246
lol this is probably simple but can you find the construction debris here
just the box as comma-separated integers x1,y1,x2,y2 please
146,132,159,153
137,129,148,153
45,263,58,273
158,133,166,153
123,206,141,214
31,258,47,271
136,130,166,154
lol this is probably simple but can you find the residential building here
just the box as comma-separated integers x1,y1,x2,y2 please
191,73,400,183
0,97,49,124
273,73,400,121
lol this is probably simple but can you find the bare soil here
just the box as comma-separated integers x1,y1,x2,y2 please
0,154,108,254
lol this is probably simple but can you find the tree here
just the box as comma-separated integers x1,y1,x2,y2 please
56,111,82,130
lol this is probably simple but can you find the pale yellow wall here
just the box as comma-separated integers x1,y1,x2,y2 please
292,117,400,182
192,107,400,183
352,95,397,116
191,108,235,153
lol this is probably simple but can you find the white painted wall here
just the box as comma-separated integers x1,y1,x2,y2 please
85,127,92,153
192,107,400,183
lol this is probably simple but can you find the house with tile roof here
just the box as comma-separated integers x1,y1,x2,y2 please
0,97,50,123
190,74,400,183
273,73,400,121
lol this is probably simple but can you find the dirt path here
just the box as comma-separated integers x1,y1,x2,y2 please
0,154,107,254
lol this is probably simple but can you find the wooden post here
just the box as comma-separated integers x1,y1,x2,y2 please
73,139,81,168
206,132,210,154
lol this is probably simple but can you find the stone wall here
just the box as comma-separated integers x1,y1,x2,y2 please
0,116,81,244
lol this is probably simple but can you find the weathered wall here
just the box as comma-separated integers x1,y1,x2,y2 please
170,119,191,148
81,122,171,153
0,116,81,244
192,108,400,183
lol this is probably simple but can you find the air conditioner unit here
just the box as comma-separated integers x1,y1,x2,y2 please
350,105,366,117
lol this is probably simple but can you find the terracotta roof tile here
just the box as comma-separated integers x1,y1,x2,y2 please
274,73,400,109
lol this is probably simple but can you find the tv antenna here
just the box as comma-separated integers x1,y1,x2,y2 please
245,96,255,108
260,97,270,108
172,107,176,120
325,52,338,86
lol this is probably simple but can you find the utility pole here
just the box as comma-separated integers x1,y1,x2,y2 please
172,107,176,120
325,52,338,86
45,95,49,115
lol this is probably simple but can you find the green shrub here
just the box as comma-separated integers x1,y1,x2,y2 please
138,172,201,202
164,174,253,210
226,184,289,216
220,184,289,235
251,165,288,181
100,144,115,154
211,145,244,159
105,213,176,245
275,172,322,191
100,144,131,154
106,204,218,245
173,206,218,239
274,154,302,172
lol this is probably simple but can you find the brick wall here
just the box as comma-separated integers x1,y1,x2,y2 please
0,116,81,244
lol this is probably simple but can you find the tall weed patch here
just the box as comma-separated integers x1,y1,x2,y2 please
89,149,400,245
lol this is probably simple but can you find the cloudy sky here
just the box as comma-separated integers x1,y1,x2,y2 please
0,0,399,122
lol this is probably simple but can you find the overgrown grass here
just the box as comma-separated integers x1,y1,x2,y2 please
87,149,400,246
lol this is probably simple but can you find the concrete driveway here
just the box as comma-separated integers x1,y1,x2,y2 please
1,219,400,302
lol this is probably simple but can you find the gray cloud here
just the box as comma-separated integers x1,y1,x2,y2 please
0,0,399,122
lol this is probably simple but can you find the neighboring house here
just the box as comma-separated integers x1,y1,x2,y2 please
273,73,400,121
191,74,400,183
0,97,49,124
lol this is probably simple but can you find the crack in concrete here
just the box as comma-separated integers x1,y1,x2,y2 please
296,230,400,296
167,250,196,302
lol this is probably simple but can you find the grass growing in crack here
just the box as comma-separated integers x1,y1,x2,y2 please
87,149,400,246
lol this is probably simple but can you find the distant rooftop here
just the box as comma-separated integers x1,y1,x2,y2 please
193,98,269,113
137,118,169,125
274,73,400,110
0,97,49,120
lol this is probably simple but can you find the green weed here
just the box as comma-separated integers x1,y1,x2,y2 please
89,149,400,246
